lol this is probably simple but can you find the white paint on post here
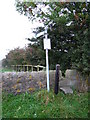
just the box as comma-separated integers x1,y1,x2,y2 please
46,48,49,92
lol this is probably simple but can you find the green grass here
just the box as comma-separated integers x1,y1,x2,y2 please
2,90,89,118
0,68,13,72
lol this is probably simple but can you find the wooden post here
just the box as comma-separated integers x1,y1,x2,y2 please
16,65,18,72
27,65,28,71
31,66,33,72
12,65,13,71
22,65,24,71
15,65,16,71
21,65,22,71
37,65,39,72
23,65,25,72
54,64,60,94
17,65,18,72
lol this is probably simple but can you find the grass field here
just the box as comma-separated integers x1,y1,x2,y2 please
2,90,89,118
0,68,13,73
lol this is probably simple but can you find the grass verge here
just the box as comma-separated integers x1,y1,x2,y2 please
2,90,89,118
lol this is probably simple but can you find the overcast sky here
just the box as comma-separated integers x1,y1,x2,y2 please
0,0,43,61
0,0,90,61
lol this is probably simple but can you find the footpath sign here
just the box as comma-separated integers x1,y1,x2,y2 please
44,38,51,50
43,27,51,92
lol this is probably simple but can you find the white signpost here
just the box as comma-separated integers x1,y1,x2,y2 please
44,39,51,50
43,27,51,92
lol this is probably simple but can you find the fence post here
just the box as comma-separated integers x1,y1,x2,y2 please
37,65,39,72
54,64,60,94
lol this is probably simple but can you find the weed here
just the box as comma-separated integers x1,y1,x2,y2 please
2,90,89,118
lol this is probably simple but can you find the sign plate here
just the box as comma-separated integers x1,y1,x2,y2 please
44,39,51,49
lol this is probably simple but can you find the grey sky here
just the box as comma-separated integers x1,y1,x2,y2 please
0,0,43,60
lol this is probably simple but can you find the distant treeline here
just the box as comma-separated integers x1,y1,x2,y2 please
2,45,45,69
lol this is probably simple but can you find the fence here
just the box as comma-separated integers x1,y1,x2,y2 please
11,65,46,72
